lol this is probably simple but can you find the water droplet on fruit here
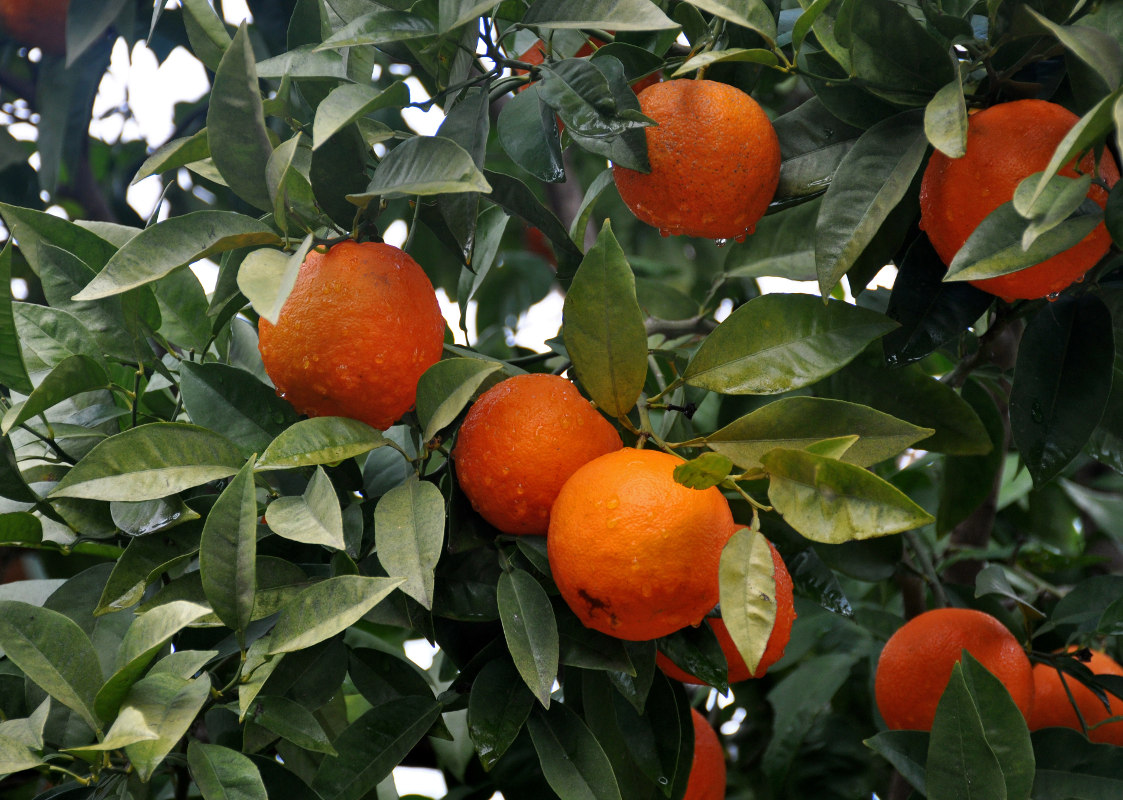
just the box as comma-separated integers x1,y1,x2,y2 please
657,777,669,786
714,238,728,248
1046,292,1061,302
606,498,619,509
606,518,618,529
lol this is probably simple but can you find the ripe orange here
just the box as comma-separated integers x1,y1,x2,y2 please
452,373,622,535
1028,649,1123,745
657,540,795,684
258,240,445,431
0,0,68,54
547,447,738,641
683,707,726,800
612,79,781,241
874,607,1034,731
919,99,1120,300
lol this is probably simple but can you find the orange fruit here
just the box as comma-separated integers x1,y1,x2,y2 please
258,240,445,431
547,447,738,641
874,607,1034,731
0,0,68,54
657,540,795,684
1028,649,1123,745
452,373,622,535
683,707,726,800
919,99,1120,301
612,79,781,241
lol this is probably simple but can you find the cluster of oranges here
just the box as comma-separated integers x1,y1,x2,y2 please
874,607,1123,745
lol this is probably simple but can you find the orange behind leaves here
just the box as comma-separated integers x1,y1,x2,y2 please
613,79,780,241
452,373,622,535
919,99,1120,301
547,447,738,641
657,540,795,684
0,0,69,54
684,707,726,800
874,607,1034,731
258,240,445,431
1029,649,1123,745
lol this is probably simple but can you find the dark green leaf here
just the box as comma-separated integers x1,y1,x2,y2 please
97,528,203,613
684,294,896,395
926,662,1008,800
0,242,31,393
938,379,1006,534
562,221,648,417
208,24,274,210
468,658,536,771
1010,294,1115,484
527,702,623,800
317,9,437,48
312,81,409,150
180,362,298,457
498,569,559,708
815,109,927,295
864,730,929,794
200,459,258,641
497,85,565,183
247,696,337,755
311,697,442,800
131,129,210,185
1024,7,1123,94
724,197,819,281
188,741,269,800
523,0,678,30
348,647,435,708
847,0,953,103
772,97,863,202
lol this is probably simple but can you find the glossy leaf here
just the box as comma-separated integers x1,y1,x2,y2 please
925,662,1007,800
268,576,403,654
208,24,274,210
199,459,258,641
498,569,559,708
684,294,896,395
1010,294,1115,485
527,702,623,800
74,211,280,300
772,97,863,203
312,81,409,150
317,9,437,49
180,361,298,456
0,354,108,435
311,697,442,800
673,452,733,490
131,129,210,185
468,658,536,771
562,221,648,417
762,448,935,542
256,417,387,471
0,242,31,393
705,396,933,471
718,528,776,677
847,0,953,102
0,601,101,733
353,136,491,202
815,110,928,295
375,476,445,609
236,236,312,327
247,696,337,755
497,86,565,184
724,197,819,281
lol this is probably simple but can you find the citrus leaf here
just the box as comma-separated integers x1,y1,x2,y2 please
724,197,819,281
718,528,776,677
375,476,444,609
268,576,404,654
926,662,1008,800
1023,7,1123,93
438,0,503,32
0,242,31,393
0,732,44,774
684,0,776,41
181,0,230,71
523,0,678,30
124,673,212,782
50,423,245,501
0,513,41,545
131,129,210,185
312,81,409,150
93,601,211,722
762,448,934,542
74,211,281,300
864,730,929,795
351,136,491,202
0,601,101,733
925,73,968,159
673,452,734,490
311,697,442,800
180,361,299,457
683,294,896,395
415,357,505,442
256,417,388,471
247,696,337,755
958,652,1035,799
498,569,560,708
527,702,623,800
316,9,437,49
1010,294,1114,485
562,220,648,417
705,397,932,470
815,109,928,296
468,659,536,771
238,636,283,722
97,530,203,614
267,466,345,549
200,459,258,642
188,741,269,800
208,24,274,210
497,85,565,183
0,354,108,435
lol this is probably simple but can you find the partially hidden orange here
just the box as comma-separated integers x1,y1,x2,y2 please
258,240,445,431
1028,649,1123,745
874,607,1034,731
0,0,68,55
683,707,726,800
919,98,1120,301
452,373,622,535
613,79,780,241
547,447,738,641
657,539,795,684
